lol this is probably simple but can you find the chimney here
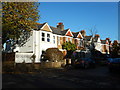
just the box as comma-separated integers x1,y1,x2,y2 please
106,38,110,40
80,30,86,37
57,22,64,31
95,34,100,37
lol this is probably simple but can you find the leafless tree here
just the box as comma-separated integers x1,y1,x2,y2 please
89,25,98,37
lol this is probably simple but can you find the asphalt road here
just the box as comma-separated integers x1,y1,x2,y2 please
2,65,120,88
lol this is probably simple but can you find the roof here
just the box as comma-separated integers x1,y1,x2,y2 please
101,40,106,44
72,32,79,38
94,37,99,42
34,23,85,38
61,29,69,35
84,36,92,41
50,26,62,35
50,26,69,35
34,23,46,30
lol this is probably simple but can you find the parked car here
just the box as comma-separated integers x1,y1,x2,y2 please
106,58,113,63
108,58,120,72
73,58,96,69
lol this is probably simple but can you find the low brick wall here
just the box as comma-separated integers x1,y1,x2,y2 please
34,63,41,69
15,63,41,69
41,61,63,68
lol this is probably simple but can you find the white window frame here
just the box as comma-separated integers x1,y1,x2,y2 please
70,38,72,42
58,36,60,45
42,32,45,41
53,36,55,44
66,37,68,42
47,33,50,42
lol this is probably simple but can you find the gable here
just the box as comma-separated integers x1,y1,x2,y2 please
65,30,73,37
41,23,52,32
77,33,83,39
97,38,101,42
106,40,109,44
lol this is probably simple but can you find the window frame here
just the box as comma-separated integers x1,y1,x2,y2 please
42,32,45,41
53,36,55,44
47,33,50,42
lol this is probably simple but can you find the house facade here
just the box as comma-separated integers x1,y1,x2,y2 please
14,22,84,63
10,22,112,63
83,34,111,54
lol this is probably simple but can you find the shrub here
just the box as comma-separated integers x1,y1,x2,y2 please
45,48,64,62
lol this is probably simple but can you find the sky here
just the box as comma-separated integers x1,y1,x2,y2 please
37,2,118,42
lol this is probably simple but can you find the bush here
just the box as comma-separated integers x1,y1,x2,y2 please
45,48,64,62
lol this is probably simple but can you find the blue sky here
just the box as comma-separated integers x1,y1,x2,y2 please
37,2,118,42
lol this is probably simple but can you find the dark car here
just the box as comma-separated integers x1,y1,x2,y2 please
108,58,120,72
73,58,96,69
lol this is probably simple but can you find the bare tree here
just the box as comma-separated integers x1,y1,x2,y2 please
89,25,98,37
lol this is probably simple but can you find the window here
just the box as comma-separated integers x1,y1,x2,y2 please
47,34,50,42
80,40,83,47
42,33,45,41
66,37,68,42
70,38,72,42
53,36,55,44
58,36,60,45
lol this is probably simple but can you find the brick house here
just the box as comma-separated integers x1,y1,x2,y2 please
12,22,112,63
83,34,111,54
14,22,84,63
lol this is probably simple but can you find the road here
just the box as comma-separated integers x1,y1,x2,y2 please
2,65,120,88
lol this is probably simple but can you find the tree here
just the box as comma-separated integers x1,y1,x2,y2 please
89,25,98,37
2,2,40,46
62,41,76,58
111,41,120,58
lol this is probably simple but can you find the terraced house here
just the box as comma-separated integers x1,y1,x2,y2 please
12,22,111,63
14,22,84,63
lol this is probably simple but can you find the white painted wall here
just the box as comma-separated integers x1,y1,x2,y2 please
39,31,57,51
33,30,58,63
14,32,33,53
94,38,102,52
14,30,59,63
15,53,34,63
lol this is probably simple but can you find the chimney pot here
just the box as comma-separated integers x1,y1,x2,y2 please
57,22,64,31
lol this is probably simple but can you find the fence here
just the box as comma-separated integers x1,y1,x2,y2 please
15,53,34,63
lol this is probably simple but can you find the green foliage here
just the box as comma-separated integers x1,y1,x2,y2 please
62,41,76,58
45,48,64,62
111,43,120,58
62,41,76,52
2,2,40,46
